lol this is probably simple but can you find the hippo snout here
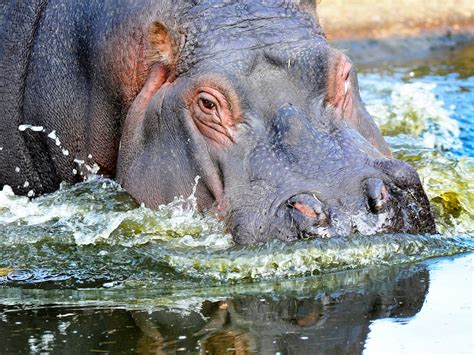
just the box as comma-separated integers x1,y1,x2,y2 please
268,159,436,242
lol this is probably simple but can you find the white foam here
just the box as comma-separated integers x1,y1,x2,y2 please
18,124,44,132
0,185,76,226
47,130,62,146
73,213,125,245
364,80,461,150
178,233,233,249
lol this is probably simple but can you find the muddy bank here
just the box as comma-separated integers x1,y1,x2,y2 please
316,0,474,64
317,0,474,40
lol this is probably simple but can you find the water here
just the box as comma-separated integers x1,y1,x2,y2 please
1,254,471,354
0,44,473,353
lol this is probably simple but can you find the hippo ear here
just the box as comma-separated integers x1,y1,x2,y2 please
148,22,181,75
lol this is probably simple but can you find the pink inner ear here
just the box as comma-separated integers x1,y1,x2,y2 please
327,54,353,118
326,52,392,158
136,64,169,107
123,64,169,130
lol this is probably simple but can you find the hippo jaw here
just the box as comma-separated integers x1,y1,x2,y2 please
117,1,436,244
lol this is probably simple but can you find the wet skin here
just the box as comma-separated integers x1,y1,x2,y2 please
0,0,435,244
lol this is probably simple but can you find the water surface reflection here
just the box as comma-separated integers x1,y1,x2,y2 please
4,254,464,354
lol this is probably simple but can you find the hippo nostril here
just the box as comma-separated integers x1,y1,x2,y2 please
292,202,319,219
287,194,328,227
365,178,389,214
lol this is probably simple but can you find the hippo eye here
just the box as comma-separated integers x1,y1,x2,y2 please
190,85,238,145
197,93,219,114
201,98,215,110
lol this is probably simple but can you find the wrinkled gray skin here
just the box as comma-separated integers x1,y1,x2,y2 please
0,0,435,244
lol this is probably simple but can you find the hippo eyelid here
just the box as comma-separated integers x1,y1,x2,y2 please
197,92,219,115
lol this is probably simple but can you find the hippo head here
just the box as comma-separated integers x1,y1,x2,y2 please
117,1,435,244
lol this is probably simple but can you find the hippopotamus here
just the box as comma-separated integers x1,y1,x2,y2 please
0,0,435,243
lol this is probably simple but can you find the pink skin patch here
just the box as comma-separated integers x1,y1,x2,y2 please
122,63,170,136
292,202,318,219
326,52,353,121
186,82,241,149
326,51,392,158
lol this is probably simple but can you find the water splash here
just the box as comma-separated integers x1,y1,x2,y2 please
363,78,461,150
0,177,471,289
359,71,473,236
166,233,471,282
392,146,473,235
0,185,78,227
0,53,472,300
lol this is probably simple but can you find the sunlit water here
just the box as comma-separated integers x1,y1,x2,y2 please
0,44,473,353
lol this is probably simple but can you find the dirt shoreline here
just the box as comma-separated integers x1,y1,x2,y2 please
314,1,474,64
317,0,474,40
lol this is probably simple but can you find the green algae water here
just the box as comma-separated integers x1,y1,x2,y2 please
1,44,473,353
